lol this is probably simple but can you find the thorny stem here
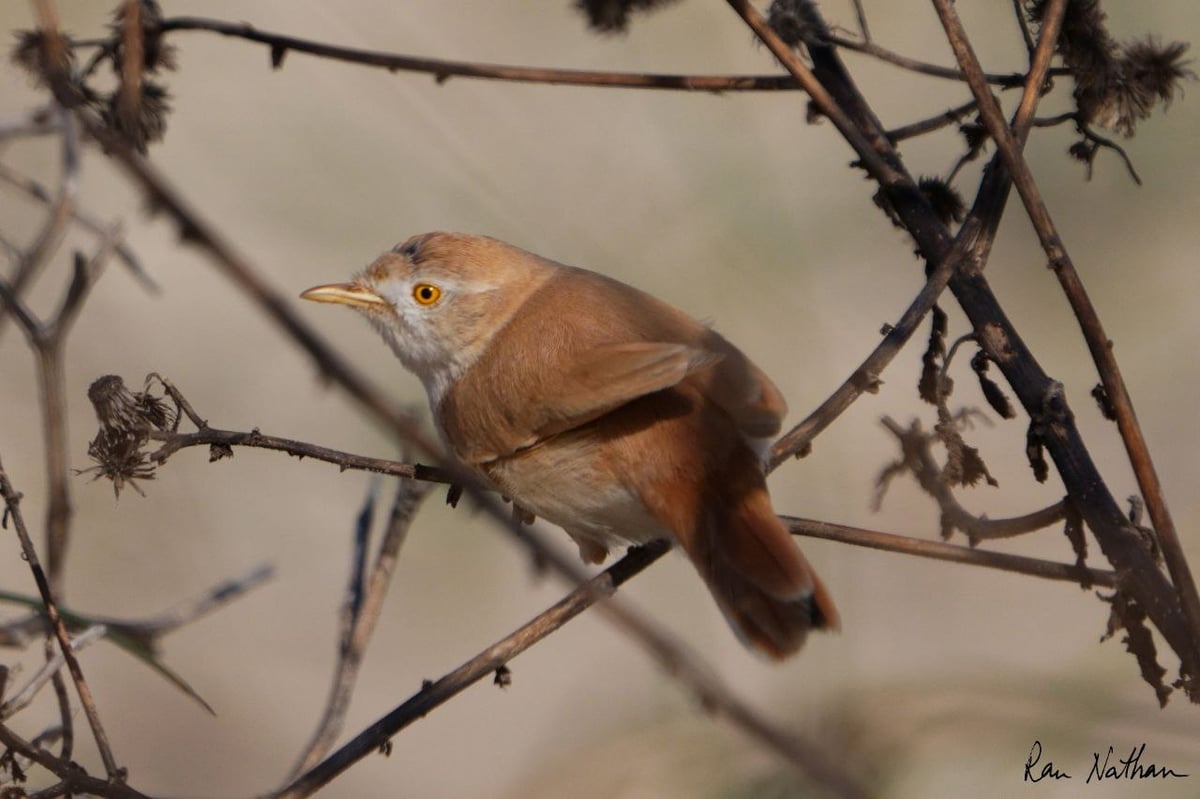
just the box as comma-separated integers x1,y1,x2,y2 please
930,0,1200,688
155,17,801,93
733,0,1199,693
148,426,453,484
0,458,121,779
272,544,672,799
784,515,1112,587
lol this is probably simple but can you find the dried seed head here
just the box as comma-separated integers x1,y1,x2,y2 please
574,0,682,33
1028,1,1193,137
767,0,826,49
104,81,172,153
10,29,76,86
918,177,966,226
88,374,174,433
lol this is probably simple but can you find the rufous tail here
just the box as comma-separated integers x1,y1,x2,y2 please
671,447,839,659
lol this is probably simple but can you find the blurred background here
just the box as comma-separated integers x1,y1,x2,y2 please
1,1,1198,797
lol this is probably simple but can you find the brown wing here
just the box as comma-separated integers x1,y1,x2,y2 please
439,264,784,463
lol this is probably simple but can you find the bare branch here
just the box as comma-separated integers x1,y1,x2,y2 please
0,160,156,290
154,16,803,93
290,477,433,776
783,515,1115,587
1,625,106,720
768,218,981,469
886,99,978,142
0,455,120,778
877,416,1067,544
273,542,670,799
147,425,452,485
930,0,1200,683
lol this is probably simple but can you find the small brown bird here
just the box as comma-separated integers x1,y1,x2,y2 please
302,232,837,658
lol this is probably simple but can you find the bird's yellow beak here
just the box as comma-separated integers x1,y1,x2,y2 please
299,282,389,310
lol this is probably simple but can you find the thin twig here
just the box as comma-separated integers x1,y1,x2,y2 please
0,108,76,342
930,0,1200,683
154,16,802,93
850,0,871,42
735,0,1198,696
768,218,981,470
0,723,150,799
0,105,60,140
1,625,106,720
0,160,156,290
1012,0,1037,56
0,456,121,778
147,426,452,484
272,544,670,798
878,416,1067,544
0,565,273,645
290,477,433,776
824,32,1063,88
274,539,859,799
886,99,978,142
783,516,1114,587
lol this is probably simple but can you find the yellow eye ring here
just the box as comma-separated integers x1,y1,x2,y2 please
412,283,441,305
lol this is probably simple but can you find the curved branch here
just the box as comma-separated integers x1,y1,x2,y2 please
930,0,1200,685
155,17,801,93
148,426,453,484
784,516,1114,587
824,32,1068,88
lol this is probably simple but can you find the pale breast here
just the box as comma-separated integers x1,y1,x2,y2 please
480,431,670,552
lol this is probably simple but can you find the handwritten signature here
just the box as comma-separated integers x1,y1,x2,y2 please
1024,740,1189,783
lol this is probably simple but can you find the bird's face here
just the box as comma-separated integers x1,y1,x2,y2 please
301,232,551,404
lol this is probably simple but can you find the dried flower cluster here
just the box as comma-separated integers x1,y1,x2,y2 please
573,0,683,33
766,0,827,49
82,374,175,497
1027,0,1193,136
10,0,176,152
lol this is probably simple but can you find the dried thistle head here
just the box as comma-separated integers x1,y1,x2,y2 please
83,429,156,498
767,0,826,49
83,375,176,497
10,29,76,86
573,0,682,33
1027,1,1193,137
109,0,177,73
1123,38,1193,110
88,374,174,433
918,177,966,226
103,81,171,153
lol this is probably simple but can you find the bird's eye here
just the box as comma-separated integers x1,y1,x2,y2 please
412,283,441,305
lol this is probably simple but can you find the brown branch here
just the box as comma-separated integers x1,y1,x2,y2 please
783,516,1114,587
0,160,156,290
1025,115,1144,185
147,426,452,485
289,478,433,776
886,99,978,142
0,723,150,799
0,106,76,344
153,16,802,93
733,0,1199,696
823,32,1063,88
930,0,1200,687
1,626,106,720
0,456,121,779
272,542,669,798
768,217,981,470
274,539,860,799
878,416,1067,544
